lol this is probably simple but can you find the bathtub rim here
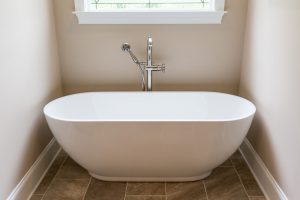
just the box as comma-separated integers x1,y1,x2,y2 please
43,91,256,123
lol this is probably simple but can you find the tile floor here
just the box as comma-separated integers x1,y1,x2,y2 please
30,150,266,200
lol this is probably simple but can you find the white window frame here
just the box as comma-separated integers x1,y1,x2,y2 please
73,0,226,24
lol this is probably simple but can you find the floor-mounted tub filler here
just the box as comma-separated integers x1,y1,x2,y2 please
44,92,256,182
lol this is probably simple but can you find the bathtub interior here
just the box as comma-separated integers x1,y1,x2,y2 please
44,92,256,121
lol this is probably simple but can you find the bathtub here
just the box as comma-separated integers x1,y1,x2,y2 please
44,92,255,182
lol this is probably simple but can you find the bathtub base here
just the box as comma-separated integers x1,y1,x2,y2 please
89,171,212,182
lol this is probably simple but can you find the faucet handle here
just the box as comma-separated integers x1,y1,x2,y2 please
160,64,166,72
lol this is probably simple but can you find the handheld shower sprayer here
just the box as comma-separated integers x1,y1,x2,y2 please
121,43,141,65
121,43,146,91
121,43,131,52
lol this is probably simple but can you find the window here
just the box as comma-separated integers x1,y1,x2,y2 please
88,0,212,10
73,0,226,24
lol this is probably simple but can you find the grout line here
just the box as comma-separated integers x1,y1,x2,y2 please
234,166,248,196
123,182,128,200
82,176,92,200
203,180,209,200
40,155,68,200
231,158,250,198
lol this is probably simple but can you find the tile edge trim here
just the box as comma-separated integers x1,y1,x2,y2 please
239,138,288,200
6,138,61,200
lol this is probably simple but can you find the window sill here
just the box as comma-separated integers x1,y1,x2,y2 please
73,10,227,25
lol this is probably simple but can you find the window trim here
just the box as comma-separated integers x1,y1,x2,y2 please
73,0,226,24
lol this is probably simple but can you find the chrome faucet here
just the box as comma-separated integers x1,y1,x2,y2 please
122,37,165,91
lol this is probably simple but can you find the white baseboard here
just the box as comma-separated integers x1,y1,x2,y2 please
239,138,288,200
6,138,61,200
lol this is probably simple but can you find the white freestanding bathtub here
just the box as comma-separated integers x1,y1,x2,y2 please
44,92,255,182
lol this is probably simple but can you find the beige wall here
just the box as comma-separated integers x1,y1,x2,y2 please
0,0,62,199
239,0,300,199
53,0,248,94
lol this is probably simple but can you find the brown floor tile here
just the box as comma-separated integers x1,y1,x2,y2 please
230,152,246,169
241,178,264,197
125,196,165,200
219,159,233,167
205,167,248,200
166,181,207,200
230,150,243,159
231,154,264,196
30,194,43,200
127,183,165,195
43,179,90,200
48,155,67,176
56,157,90,179
84,178,126,200
58,149,68,157
34,155,66,194
33,149,265,200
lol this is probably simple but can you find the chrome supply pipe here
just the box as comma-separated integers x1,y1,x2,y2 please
146,37,153,91
145,37,166,91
